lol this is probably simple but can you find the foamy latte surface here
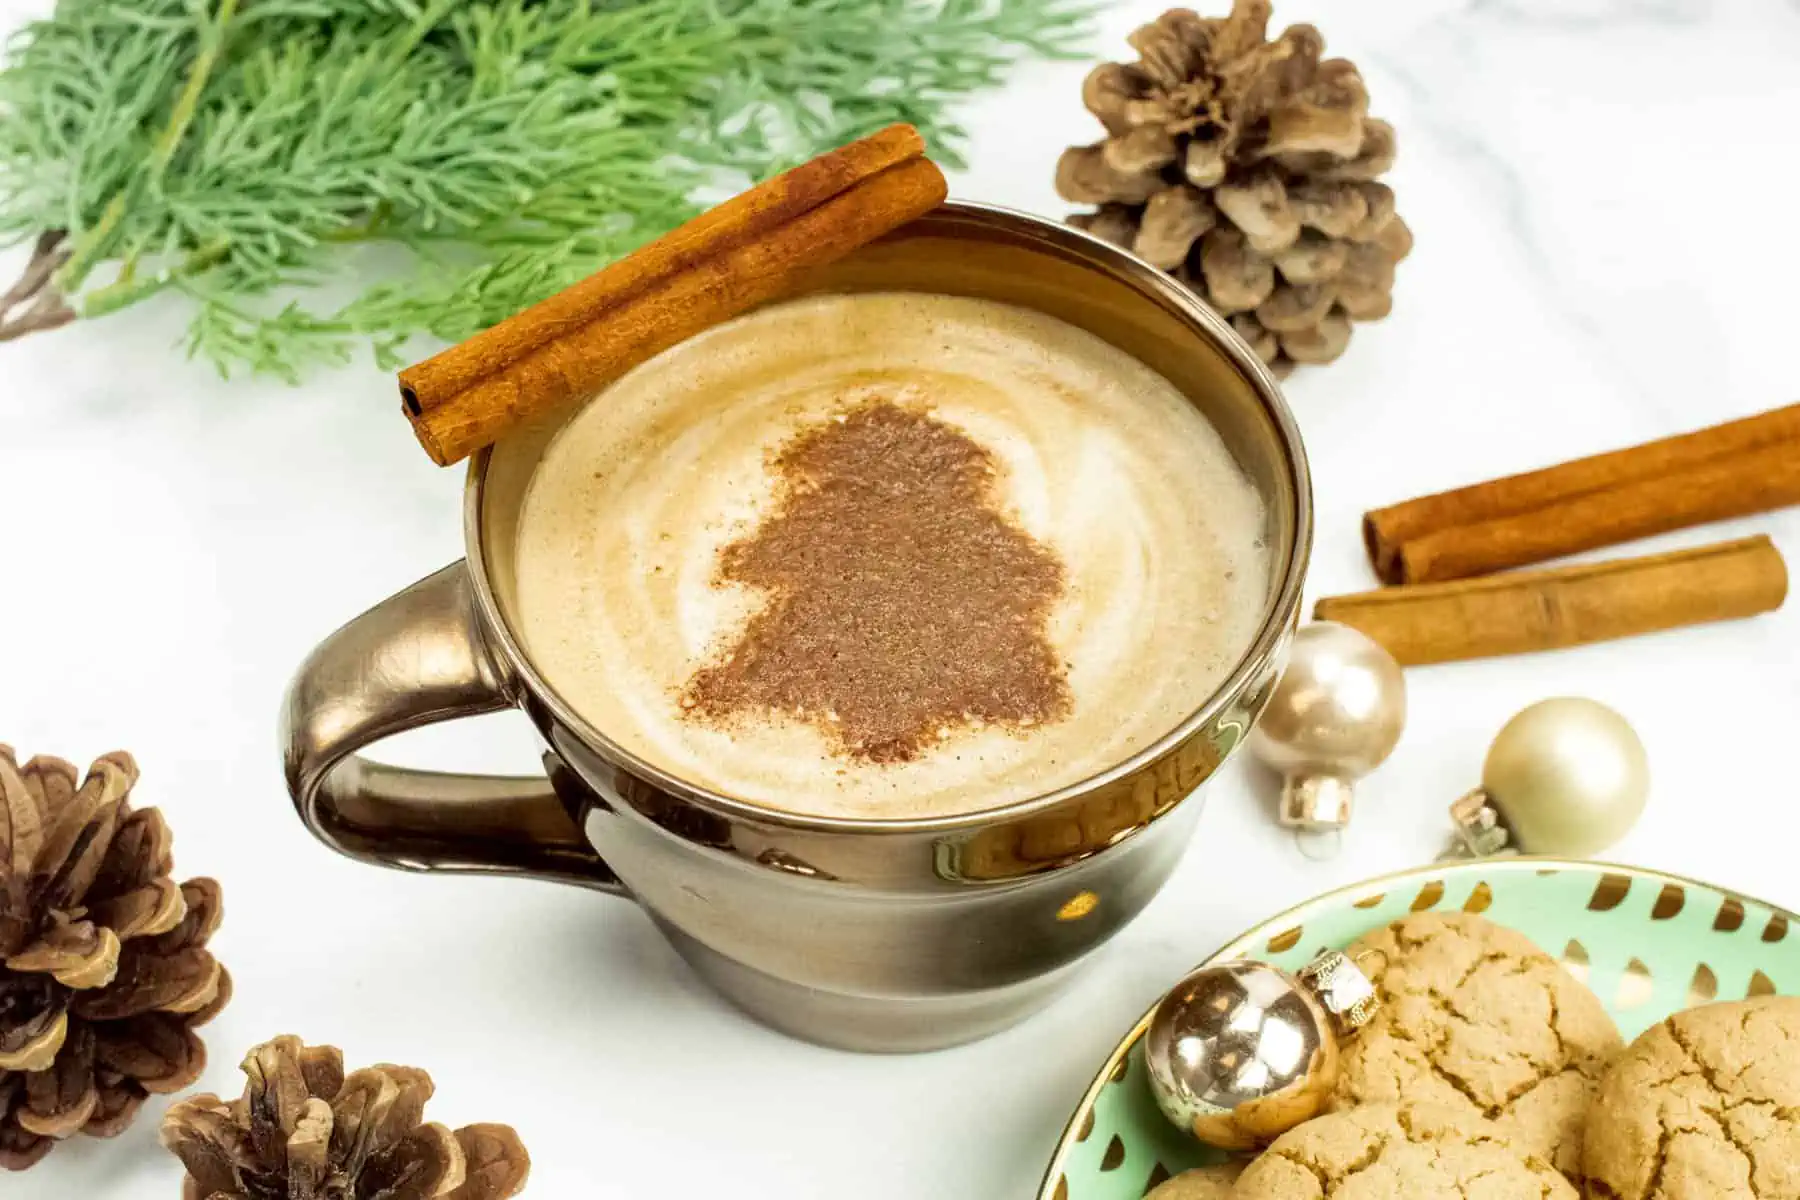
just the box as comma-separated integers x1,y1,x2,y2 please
515,293,1268,820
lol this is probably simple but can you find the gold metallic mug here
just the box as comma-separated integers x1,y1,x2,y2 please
279,204,1312,1052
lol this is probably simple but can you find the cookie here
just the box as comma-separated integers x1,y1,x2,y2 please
1233,1103,1576,1198
1584,995,1800,1200
1329,911,1621,1177
1145,1162,1244,1199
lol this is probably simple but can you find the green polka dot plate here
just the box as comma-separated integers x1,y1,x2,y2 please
1036,858,1799,1200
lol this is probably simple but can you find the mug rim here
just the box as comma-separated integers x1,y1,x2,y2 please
460,199,1313,835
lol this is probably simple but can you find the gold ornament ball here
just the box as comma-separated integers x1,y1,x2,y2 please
1248,621,1406,830
1144,961,1339,1151
1481,697,1649,856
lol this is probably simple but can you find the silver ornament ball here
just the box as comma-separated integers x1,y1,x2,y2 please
1145,961,1337,1151
1453,697,1649,857
1248,621,1407,831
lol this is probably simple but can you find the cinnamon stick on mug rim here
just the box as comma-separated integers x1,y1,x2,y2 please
1316,535,1788,666
1363,402,1800,583
399,124,947,466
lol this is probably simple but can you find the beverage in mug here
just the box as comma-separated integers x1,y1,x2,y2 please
514,292,1270,821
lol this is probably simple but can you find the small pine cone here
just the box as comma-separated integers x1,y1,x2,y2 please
161,1036,530,1200
0,747,230,1171
1055,0,1411,375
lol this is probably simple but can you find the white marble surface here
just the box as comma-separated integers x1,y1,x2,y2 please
4,1,1799,1196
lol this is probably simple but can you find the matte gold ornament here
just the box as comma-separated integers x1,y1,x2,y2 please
1448,697,1649,857
1247,621,1406,838
1145,950,1378,1151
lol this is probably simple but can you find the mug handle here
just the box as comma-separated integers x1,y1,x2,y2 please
280,561,623,892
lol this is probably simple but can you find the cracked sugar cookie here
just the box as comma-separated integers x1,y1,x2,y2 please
1328,912,1622,1178
1146,1162,1244,1199
1234,1103,1576,1199
1584,995,1800,1200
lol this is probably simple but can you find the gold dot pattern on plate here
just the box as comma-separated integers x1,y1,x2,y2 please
1352,892,1385,909
1266,926,1302,953
1462,881,1493,913
1410,879,1444,911
1144,1162,1172,1192
1765,912,1789,942
1751,969,1777,997
1588,873,1631,911
1562,938,1591,986
1075,1109,1095,1143
1716,896,1746,931
1652,883,1685,919
1688,963,1718,1006
1099,1135,1126,1171
1616,956,1655,1009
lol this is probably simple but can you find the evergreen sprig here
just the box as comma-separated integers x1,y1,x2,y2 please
0,0,1088,379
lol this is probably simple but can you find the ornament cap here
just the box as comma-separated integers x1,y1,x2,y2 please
1295,949,1381,1037
1448,788,1514,858
1281,773,1356,830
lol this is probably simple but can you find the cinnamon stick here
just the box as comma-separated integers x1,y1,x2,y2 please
1316,536,1788,666
1364,403,1800,583
1388,441,1800,583
399,125,947,466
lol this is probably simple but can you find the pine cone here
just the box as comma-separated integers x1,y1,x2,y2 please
1055,0,1412,375
162,1036,531,1200
1,747,229,1170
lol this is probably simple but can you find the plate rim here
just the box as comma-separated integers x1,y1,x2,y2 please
1033,855,1800,1200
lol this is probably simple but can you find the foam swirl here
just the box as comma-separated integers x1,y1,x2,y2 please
515,293,1269,820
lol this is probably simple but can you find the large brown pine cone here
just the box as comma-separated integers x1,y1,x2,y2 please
1,747,230,1170
1056,0,1412,375
162,1035,530,1200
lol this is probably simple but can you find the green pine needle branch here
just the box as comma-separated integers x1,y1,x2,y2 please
0,0,1090,380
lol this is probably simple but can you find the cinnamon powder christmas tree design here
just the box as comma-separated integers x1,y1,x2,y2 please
682,399,1072,762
